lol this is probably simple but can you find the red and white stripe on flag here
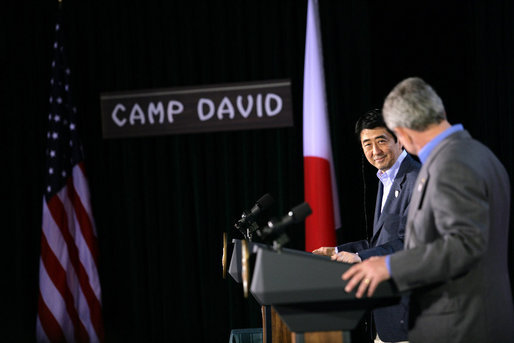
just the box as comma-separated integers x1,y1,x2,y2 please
303,0,341,252
37,163,104,343
37,10,104,342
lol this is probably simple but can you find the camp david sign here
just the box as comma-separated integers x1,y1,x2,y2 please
100,79,293,138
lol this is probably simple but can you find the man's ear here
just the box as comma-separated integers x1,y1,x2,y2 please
394,127,418,154
394,127,406,136
394,127,408,143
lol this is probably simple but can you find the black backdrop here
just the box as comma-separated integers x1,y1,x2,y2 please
4,0,514,342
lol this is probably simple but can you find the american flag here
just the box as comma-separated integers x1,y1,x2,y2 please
36,12,104,343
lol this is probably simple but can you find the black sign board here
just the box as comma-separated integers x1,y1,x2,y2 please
100,79,293,138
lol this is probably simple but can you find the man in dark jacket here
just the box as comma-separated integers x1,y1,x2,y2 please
314,109,420,343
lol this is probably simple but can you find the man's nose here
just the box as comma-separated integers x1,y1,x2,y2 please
372,144,382,155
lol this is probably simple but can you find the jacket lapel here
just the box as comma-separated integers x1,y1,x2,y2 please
405,169,429,247
371,155,413,245
373,181,383,236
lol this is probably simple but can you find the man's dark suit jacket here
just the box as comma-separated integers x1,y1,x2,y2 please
337,153,420,342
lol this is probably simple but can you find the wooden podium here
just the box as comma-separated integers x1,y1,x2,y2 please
262,305,344,343
229,239,296,342
227,239,400,343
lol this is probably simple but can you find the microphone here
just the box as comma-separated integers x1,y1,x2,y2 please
243,193,274,226
234,193,275,239
258,202,312,242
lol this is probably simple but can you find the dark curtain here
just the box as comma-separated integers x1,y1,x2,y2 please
5,0,513,342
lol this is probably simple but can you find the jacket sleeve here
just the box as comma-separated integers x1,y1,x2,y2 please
357,238,404,260
336,239,369,253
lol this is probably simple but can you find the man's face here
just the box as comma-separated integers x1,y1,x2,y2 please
360,127,403,172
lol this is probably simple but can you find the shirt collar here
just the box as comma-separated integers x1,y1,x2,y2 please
418,124,464,164
377,149,407,184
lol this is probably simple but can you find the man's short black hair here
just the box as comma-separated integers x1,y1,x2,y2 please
354,109,398,142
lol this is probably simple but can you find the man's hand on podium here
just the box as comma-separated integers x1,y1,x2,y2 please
331,251,361,264
312,246,335,256
342,256,390,298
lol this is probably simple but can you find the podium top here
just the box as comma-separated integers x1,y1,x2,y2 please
249,244,399,305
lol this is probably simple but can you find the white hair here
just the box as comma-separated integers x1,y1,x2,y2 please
382,77,446,131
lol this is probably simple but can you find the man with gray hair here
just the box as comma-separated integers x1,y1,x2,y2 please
341,77,514,342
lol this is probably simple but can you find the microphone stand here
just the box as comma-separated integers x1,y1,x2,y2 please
271,233,290,252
